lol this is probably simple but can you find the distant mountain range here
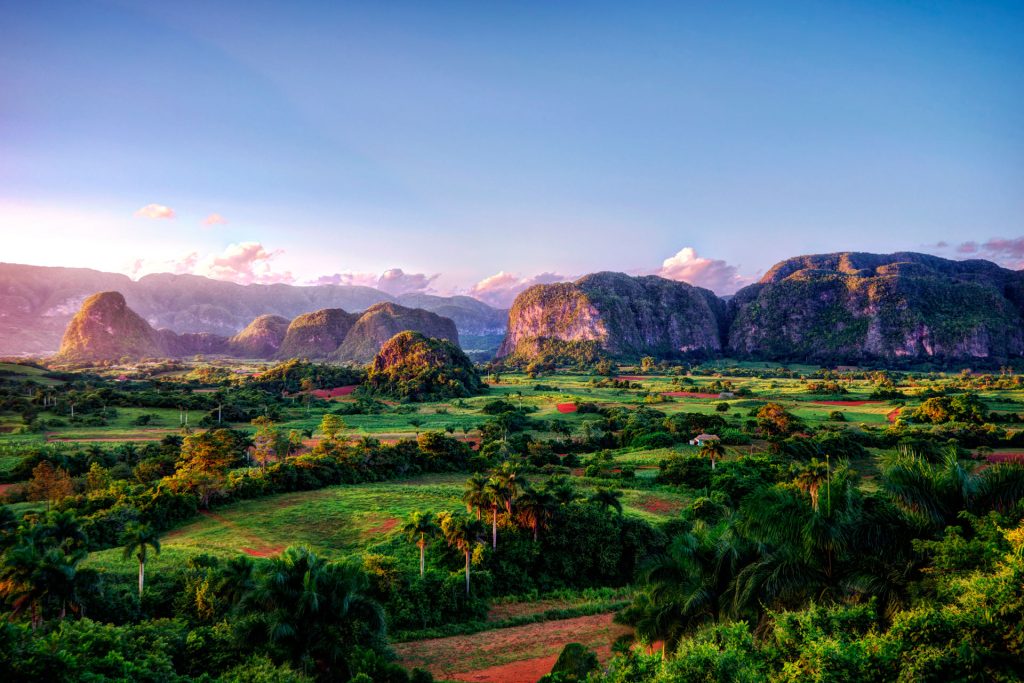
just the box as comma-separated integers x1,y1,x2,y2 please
6,252,1024,364
0,263,507,356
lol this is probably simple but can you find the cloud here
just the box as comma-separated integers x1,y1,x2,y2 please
134,203,175,220
310,268,438,295
656,247,752,294
203,213,228,226
931,236,1024,269
468,271,568,307
129,242,294,285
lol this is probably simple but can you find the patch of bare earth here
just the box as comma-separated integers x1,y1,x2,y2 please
393,612,631,683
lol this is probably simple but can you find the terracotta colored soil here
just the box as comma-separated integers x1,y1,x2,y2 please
811,400,883,406
197,510,283,558
637,496,684,515
364,517,400,535
395,612,630,683
616,376,646,381
661,391,719,399
988,452,1024,463
887,408,901,422
311,385,358,399
556,403,578,413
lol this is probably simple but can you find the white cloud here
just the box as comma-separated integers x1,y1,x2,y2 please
134,203,176,220
203,212,228,226
468,271,568,307
656,246,752,294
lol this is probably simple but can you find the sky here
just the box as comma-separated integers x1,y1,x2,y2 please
1,0,1022,307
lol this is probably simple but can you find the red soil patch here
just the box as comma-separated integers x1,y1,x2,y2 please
365,517,400,535
452,654,561,683
887,408,901,423
661,391,719,399
811,400,883,406
616,376,647,381
311,385,358,399
556,403,578,413
988,452,1024,463
637,496,684,515
240,545,286,558
197,511,282,557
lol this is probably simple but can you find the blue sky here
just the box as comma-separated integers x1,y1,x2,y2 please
1,0,1021,305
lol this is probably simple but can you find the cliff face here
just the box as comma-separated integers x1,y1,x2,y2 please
227,315,291,358
333,303,460,364
728,252,1024,361
58,292,164,361
276,309,358,359
0,262,507,356
497,272,726,359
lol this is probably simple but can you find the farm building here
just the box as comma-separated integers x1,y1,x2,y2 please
689,433,721,446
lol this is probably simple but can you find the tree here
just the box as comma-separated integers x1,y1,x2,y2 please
252,417,288,471
121,522,161,600
516,486,556,542
793,459,830,513
439,513,485,596
640,356,656,373
319,413,346,443
699,439,726,470
403,511,439,577
484,478,508,548
239,547,386,676
27,462,73,512
0,540,45,628
589,488,624,516
462,474,488,520
756,402,800,437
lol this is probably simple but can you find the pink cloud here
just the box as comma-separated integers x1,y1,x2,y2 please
931,235,1024,269
656,246,752,294
129,242,293,285
203,213,228,226
310,268,437,294
134,203,175,220
468,271,568,308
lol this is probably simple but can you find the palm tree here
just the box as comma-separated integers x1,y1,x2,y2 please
121,522,161,600
0,539,45,628
699,439,725,470
543,475,579,506
589,488,624,516
439,512,485,596
41,510,88,551
793,459,830,513
515,486,556,542
492,462,521,514
403,510,439,576
216,555,256,607
37,546,87,620
462,474,488,520
240,547,386,676
484,478,508,548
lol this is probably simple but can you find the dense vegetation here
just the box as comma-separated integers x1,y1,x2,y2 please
1,357,1023,681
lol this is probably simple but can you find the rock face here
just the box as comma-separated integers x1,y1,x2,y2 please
58,292,165,361
228,315,291,358
0,262,507,356
497,272,727,359
333,303,460,363
366,331,482,400
276,309,358,360
728,252,1024,361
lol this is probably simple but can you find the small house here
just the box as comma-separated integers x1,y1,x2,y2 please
689,433,721,447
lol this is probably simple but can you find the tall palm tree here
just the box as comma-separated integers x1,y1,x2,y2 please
699,439,725,470
491,462,521,514
462,474,488,520
589,488,624,516
37,546,87,620
515,486,557,542
403,510,439,576
484,478,508,548
121,522,161,600
439,512,485,596
793,459,830,513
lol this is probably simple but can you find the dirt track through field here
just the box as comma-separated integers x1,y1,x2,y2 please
197,511,284,558
394,612,631,683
